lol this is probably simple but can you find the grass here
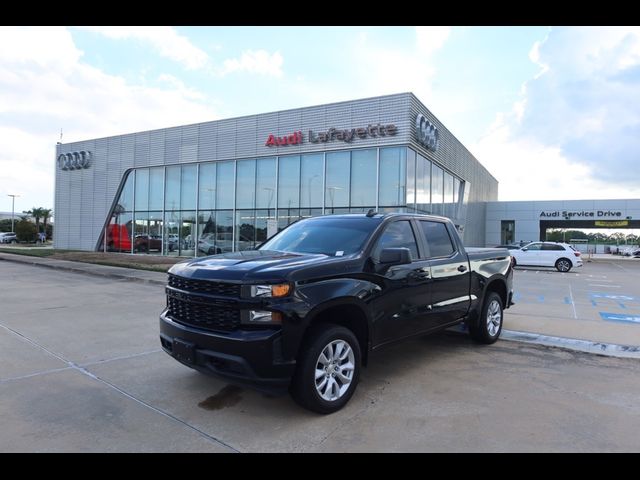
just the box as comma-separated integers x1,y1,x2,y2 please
0,248,182,272
0,247,59,257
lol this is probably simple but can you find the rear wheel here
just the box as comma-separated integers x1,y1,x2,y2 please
555,258,572,272
469,292,503,344
290,324,361,414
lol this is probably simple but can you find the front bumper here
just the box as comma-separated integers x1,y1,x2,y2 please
159,310,295,394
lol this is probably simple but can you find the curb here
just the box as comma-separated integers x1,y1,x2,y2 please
500,329,640,359
0,253,167,286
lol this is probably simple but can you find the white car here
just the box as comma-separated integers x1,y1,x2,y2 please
511,242,583,272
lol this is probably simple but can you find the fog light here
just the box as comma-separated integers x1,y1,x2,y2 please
249,310,275,323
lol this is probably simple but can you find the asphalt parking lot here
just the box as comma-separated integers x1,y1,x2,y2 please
508,259,640,346
1,261,640,452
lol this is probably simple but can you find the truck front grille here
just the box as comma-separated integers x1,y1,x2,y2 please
167,296,240,332
168,274,241,298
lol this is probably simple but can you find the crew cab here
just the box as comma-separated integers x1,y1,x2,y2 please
159,213,514,413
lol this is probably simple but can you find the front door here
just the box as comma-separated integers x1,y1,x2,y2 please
368,220,432,346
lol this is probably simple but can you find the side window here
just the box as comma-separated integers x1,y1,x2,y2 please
372,221,419,261
525,243,542,251
420,221,455,257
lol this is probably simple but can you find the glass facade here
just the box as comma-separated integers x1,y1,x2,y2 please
102,146,466,256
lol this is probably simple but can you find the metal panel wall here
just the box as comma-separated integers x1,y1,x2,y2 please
54,93,497,250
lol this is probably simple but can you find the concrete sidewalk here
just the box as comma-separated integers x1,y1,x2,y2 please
2,251,639,359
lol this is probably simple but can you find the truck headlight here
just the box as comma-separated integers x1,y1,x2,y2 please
250,283,291,298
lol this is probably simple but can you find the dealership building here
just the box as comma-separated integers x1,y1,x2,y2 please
486,199,640,248
53,92,500,256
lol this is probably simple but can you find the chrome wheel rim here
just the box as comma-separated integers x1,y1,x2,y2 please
315,340,355,402
487,300,502,337
558,260,570,272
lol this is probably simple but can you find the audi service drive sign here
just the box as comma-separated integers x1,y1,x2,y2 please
415,114,439,152
58,151,92,171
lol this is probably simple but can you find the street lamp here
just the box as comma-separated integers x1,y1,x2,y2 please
307,174,319,210
327,186,342,214
263,187,274,217
7,194,19,232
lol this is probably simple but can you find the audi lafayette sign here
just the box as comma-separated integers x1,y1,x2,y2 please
415,114,439,152
58,151,92,170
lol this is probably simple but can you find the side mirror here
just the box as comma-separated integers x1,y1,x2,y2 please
522,247,528,251
379,247,412,266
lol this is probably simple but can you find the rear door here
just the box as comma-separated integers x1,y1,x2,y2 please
417,220,471,328
541,243,563,267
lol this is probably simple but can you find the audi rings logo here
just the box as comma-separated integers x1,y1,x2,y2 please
58,151,92,171
415,114,439,152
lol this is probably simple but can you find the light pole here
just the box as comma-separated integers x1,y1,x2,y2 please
327,186,342,214
263,187,274,218
7,194,19,232
308,174,319,210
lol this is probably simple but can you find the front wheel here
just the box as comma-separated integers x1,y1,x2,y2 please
469,292,503,344
290,324,361,414
555,258,572,272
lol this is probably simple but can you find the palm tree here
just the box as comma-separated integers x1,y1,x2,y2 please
23,207,45,234
41,208,52,240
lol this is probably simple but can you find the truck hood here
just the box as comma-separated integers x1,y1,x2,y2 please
169,249,346,282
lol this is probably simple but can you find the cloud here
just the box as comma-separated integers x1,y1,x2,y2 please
415,26,451,55
472,27,640,200
340,27,451,102
0,27,217,212
79,26,209,70
219,49,284,77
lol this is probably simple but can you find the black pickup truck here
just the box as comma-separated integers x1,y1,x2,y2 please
160,213,514,413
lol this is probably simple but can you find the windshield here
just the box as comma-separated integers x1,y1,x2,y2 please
259,217,381,256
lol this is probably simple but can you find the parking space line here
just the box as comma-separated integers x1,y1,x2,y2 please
599,312,640,324
589,284,621,288
568,284,577,319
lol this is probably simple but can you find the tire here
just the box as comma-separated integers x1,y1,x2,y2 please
290,323,361,414
555,258,572,272
469,292,503,344
207,247,215,255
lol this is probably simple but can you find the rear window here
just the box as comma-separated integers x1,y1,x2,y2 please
420,221,455,258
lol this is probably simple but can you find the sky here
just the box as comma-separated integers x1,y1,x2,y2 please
1,26,640,215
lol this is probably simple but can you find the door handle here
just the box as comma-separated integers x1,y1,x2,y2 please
457,265,468,272
410,268,430,279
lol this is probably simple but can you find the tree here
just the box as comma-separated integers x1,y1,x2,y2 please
15,219,37,242
41,208,52,240
23,207,46,234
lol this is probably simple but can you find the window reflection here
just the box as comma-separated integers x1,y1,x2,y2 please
379,147,406,207
278,155,300,209
135,169,149,211
256,157,276,211
198,163,216,211
236,159,256,209
431,164,444,215
300,154,323,208
181,165,197,211
216,162,234,209
326,151,349,212
350,149,376,207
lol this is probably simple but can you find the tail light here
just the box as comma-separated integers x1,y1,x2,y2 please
574,252,581,257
